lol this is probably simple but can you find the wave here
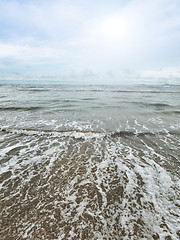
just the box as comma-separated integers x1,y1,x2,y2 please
0,106,42,111
80,98,97,101
112,90,180,94
149,103,170,107
75,89,105,92
20,89,50,92
0,128,103,138
61,88,180,94
17,86,50,92
1,128,179,139
110,131,180,138
131,102,171,108
162,110,180,115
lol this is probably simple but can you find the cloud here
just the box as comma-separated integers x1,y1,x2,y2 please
85,0,180,57
0,0,85,39
0,42,67,60
141,67,180,79
0,0,180,83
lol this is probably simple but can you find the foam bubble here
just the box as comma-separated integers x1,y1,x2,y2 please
0,127,179,239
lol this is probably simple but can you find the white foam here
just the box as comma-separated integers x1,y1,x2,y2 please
0,124,179,239
1,127,104,139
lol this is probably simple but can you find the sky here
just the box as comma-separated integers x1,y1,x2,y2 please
0,0,180,84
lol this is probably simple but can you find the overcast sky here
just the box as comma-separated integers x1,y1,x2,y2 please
0,0,180,84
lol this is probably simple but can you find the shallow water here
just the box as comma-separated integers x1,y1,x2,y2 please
0,84,180,239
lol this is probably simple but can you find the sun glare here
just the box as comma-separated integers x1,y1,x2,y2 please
98,15,133,44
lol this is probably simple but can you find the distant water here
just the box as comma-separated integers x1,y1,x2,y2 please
0,84,180,240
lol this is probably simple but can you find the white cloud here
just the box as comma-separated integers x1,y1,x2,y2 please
0,1,84,33
141,67,180,79
0,0,180,83
0,42,69,61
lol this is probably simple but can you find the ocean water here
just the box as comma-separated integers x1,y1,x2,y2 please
0,84,180,240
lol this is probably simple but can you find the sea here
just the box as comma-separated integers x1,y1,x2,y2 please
0,83,180,240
